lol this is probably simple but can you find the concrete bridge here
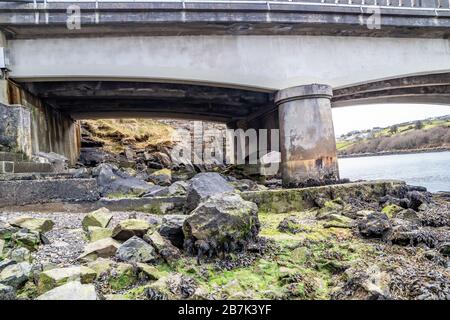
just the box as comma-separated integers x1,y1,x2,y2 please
0,0,449,186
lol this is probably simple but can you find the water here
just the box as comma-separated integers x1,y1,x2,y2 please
338,151,450,192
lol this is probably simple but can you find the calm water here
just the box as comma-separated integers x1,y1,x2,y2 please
338,151,450,192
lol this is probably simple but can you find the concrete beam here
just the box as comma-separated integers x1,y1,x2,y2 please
1,1,449,39
332,72,450,106
276,84,339,187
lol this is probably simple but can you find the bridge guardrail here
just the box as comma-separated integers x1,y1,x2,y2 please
0,0,448,9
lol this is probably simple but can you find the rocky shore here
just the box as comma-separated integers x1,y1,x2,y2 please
1,168,449,300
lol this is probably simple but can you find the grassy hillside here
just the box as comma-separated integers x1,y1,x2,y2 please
337,116,450,156
81,119,175,153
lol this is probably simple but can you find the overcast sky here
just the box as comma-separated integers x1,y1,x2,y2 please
332,104,450,136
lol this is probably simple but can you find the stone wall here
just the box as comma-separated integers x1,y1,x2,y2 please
0,102,31,156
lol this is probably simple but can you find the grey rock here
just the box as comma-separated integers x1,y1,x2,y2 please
9,247,31,263
358,212,391,238
0,283,15,300
36,281,98,300
0,259,16,273
144,231,181,264
158,215,187,248
168,181,188,196
185,172,234,212
116,236,159,264
183,193,260,254
95,163,153,196
0,262,31,289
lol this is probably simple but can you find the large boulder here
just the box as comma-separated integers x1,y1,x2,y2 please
9,217,54,233
116,236,159,264
36,281,98,300
185,172,234,212
78,238,121,262
112,219,152,241
183,193,260,255
38,266,97,293
158,215,187,248
0,262,31,289
82,207,113,231
94,163,153,196
358,212,391,238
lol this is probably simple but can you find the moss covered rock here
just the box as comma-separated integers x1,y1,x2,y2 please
382,204,403,218
183,193,259,255
10,217,54,233
109,263,137,290
38,266,97,293
87,226,113,242
82,207,113,231
36,281,98,300
78,238,121,262
112,219,151,241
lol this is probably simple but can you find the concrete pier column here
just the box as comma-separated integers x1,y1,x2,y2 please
275,84,339,187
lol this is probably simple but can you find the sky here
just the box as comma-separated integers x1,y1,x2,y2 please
332,104,450,137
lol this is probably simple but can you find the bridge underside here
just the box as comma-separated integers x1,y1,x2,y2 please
21,81,274,122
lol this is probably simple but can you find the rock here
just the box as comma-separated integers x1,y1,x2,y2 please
36,281,98,300
116,236,159,264
38,266,97,293
78,238,121,261
185,172,234,212
140,185,169,198
438,242,450,256
112,219,151,241
144,231,181,264
79,147,107,166
0,283,15,300
323,214,353,229
358,212,391,238
9,247,31,263
406,190,432,211
87,226,113,242
0,222,18,240
168,181,188,196
395,209,419,221
82,207,113,231
10,217,54,233
136,263,164,281
11,230,41,251
379,195,410,209
148,168,172,186
0,259,15,273
108,263,137,290
0,239,4,256
33,151,68,173
145,273,196,300
95,163,153,196
158,215,187,248
183,193,260,255
87,258,113,276
381,204,403,218
230,179,260,192
0,262,31,289
277,216,309,234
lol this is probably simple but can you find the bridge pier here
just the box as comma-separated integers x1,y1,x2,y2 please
275,84,339,187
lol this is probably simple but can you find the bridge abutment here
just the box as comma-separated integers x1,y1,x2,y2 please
0,80,80,165
275,84,339,187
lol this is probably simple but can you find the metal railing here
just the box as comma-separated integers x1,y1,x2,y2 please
0,0,448,9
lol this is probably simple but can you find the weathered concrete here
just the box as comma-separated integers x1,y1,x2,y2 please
0,80,80,164
0,178,100,207
1,1,449,39
276,84,339,187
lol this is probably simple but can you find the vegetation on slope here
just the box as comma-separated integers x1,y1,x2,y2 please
337,116,450,156
81,119,175,153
